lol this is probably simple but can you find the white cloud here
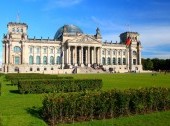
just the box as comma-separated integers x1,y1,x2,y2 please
135,25,170,47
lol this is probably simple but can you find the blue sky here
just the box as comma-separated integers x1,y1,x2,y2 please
0,0,170,64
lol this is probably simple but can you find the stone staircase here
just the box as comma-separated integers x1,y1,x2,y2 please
76,66,106,74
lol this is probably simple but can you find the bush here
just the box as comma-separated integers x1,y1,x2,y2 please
41,87,170,125
18,79,102,94
0,82,1,96
5,74,74,82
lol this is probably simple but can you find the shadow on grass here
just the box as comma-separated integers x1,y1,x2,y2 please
9,90,20,94
26,106,43,120
6,84,18,86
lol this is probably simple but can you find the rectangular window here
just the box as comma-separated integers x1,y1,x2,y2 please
30,48,33,53
118,58,121,65
57,48,61,54
102,50,105,55
113,58,116,65
108,50,110,55
50,49,53,54
133,59,136,65
37,48,40,54
44,48,47,54
123,58,126,65
113,50,115,55
15,56,20,65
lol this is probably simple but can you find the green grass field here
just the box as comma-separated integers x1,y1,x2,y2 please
0,73,170,126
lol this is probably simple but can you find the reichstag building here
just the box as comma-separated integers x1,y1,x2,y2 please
2,22,142,74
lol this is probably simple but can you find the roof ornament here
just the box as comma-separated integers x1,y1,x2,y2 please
16,11,20,23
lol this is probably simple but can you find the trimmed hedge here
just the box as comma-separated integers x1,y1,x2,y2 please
41,87,170,125
10,77,73,85
18,79,102,94
5,74,73,81
0,82,1,96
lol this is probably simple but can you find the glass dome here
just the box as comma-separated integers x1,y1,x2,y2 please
54,24,83,39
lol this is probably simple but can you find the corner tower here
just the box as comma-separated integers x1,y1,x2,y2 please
120,32,142,72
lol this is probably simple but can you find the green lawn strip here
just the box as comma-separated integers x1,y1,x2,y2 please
0,73,170,126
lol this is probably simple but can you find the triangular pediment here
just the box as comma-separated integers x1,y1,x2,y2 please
67,35,101,44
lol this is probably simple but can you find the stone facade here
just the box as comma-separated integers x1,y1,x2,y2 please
2,22,142,74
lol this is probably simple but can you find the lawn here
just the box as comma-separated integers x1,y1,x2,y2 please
0,73,170,126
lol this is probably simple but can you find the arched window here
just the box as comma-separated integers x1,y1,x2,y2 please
133,51,137,56
113,50,116,55
29,47,33,53
50,56,54,65
43,56,47,65
102,57,105,65
37,47,40,54
29,56,33,64
12,28,15,32
123,58,126,65
15,56,20,64
113,57,116,65
107,57,111,65
56,56,61,64
108,50,110,55
50,49,54,54
56,48,61,54
36,56,40,64
118,58,121,65
14,46,21,53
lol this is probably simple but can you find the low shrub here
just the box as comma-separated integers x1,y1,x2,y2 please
41,87,170,125
0,82,1,96
5,74,73,82
18,79,102,94
10,76,73,85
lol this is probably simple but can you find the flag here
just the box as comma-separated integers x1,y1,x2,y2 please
126,37,131,46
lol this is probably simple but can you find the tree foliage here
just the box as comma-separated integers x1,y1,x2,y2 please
142,58,170,71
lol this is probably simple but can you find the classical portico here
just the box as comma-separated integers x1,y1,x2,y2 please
65,45,101,67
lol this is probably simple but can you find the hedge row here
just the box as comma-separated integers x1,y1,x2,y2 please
5,73,71,81
18,79,102,94
42,87,170,125
11,76,73,85
0,82,1,96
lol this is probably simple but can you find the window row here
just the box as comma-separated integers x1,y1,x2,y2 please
12,28,23,33
102,57,137,65
29,56,61,65
102,57,126,65
29,47,61,54
102,50,126,56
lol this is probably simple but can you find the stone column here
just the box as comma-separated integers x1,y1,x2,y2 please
6,43,9,64
94,47,96,64
116,50,118,65
2,44,5,64
88,46,90,67
126,49,129,68
138,48,141,65
81,46,84,67
85,47,88,65
74,46,77,66
33,47,36,64
68,46,70,65
91,48,94,64
105,49,107,65
121,50,123,65
99,47,101,65
110,49,113,65
8,43,11,64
